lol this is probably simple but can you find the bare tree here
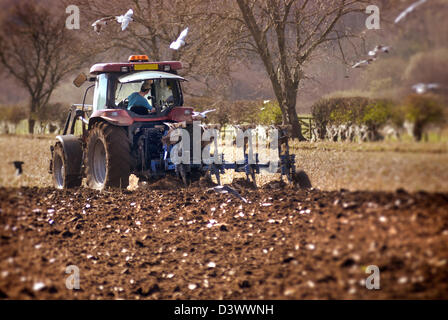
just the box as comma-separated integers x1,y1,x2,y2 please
0,1,88,133
210,0,368,139
73,0,235,96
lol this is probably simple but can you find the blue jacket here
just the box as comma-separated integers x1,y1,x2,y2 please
127,92,153,110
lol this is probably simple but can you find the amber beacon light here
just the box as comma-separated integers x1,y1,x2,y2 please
128,55,150,62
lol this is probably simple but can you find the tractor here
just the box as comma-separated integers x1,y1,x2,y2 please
49,55,297,190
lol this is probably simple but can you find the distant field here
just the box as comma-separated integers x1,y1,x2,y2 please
292,143,448,192
0,135,54,188
0,134,447,192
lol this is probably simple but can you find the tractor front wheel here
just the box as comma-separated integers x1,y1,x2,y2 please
85,122,131,190
52,143,82,189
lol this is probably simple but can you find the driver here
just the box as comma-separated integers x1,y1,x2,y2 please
127,81,155,112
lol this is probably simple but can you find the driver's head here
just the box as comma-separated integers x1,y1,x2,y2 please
140,80,151,93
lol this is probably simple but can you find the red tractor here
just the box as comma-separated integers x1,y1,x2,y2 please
49,55,200,190
49,55,297,190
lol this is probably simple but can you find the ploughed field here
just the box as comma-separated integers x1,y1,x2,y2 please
1,183,448,299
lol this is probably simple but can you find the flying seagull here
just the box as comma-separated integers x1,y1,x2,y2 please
170,27,189,50
116,9,134,31
395,0,428,24
91,16,116,34
368,45,390,57
192,109,216,119
352,58,376,69
91,9,133,34
163,122,177,130
11,161,24,176
209,185,248,203
412,83,440,94
198,123,210,130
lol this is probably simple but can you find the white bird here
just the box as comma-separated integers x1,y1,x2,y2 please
395,0,428,24
412,83,440,94
192,109,216,119
91,9,133,34
209,185,248,203
91,16,115,34
170,27,189,50
198,123,210,130
163,122,176,130
368,45,391,57
352,58,376,69
263,100,271,104
116,9,133,31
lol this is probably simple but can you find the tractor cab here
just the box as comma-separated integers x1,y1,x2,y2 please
89,55,188,120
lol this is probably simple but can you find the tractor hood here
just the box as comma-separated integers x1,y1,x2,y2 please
118,71,186,83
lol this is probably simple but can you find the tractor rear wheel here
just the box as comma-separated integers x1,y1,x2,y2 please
85,122,131,190
52,143,82,189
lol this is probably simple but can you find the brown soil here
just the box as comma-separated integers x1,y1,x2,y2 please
1,184,448,299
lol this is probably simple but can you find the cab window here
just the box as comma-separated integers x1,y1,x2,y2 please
93,74,108,111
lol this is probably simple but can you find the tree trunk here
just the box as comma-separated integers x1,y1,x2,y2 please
281,109,288,125
284,86,306,141
28,100,37,135
287,106,306,141
28,118,35,134
413,122,423,142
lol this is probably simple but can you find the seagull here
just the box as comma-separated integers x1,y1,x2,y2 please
116,9,133,31
11,161,24,176
198,123,209,130
170,27,189,50
368,45,390,57
91,9,133,34
395,0,428,24
91,16,115,34
209,185,248,203
352,58,376,69
163,122,176,130
412,83,440,94
192,109,216,119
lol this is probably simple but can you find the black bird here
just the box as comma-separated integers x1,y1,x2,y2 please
11,161,24,176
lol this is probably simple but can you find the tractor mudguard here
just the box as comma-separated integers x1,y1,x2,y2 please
89,110,134,128
55,135,83,176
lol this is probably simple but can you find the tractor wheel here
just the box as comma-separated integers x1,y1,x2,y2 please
85,122,131,190
52,143,82,189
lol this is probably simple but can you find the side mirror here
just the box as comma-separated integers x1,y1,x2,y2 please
73,73,87,87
